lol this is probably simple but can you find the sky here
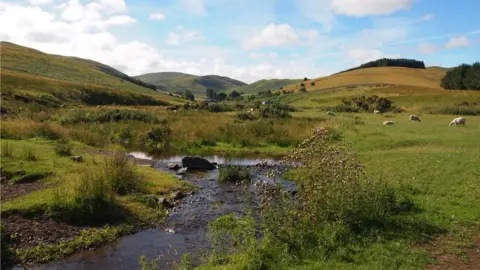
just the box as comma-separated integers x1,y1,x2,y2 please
0,0,479,83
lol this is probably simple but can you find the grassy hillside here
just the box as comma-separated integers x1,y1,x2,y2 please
281,66,447,93
0,42,184,113
135,72,246,96
232,78,301,94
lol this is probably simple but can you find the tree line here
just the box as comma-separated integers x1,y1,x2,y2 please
206,88,243,101
441,62,480,90
337,58,426,74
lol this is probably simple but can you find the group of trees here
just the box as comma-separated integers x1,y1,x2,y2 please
338,58,426,74
205,88,243,101
441,62,480,90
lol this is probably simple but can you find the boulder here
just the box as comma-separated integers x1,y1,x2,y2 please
177,167,188,175
71,156,83,162
168,163,180,170
181,157,215,170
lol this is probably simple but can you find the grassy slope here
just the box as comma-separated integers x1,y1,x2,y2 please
0,42,185,109
134,72,247,96
232,79,302,94
281,67,447,93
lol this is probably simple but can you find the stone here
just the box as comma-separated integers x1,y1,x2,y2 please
168,163,180,170
177,167,188,175
158,197,174,208
181,157,215,170
172,191,186,200
71,156,83,162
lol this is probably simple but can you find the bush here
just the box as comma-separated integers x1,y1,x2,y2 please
258,104,293,118
144,127,172,150
441,62,480,90
299,87,307,92
333,95,398,113
236,112,257,121
54,139,72,156
310,82,315,86
57,109,164,125
219,166,250,183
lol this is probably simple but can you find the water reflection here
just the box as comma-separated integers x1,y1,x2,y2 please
128,152,279,166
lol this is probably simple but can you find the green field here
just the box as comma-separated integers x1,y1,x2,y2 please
1,42,479,269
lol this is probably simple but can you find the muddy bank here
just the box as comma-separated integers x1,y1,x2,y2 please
33,157,292,270
0,181,51,203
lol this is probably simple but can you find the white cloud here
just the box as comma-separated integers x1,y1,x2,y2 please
179,0,206,16
148,13,165,21
331,0,412,17
422,14,434,21
294,0,335,32
242,24,298,50
104,15,136,26
27,0,54,5
417,43,437,55
445,36,469,48
248,52,278,59
166,26,204,45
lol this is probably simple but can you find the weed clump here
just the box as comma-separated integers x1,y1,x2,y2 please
50,152,139,225
24,148,37,161
333,95,399,113
219,166,250,183
54,139,72,156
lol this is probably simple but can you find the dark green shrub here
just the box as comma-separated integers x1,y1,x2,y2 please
236,112,257,121
57,109,164,125
145,127,172,150
333,95,398,113
219,166,250,183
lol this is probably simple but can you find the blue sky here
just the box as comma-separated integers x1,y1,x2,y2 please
0,0,479,82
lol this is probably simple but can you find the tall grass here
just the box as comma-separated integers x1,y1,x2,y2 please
23,148,37,161
204,127,429,269
218,166,250,183
1,141,14,158
50,152,140,225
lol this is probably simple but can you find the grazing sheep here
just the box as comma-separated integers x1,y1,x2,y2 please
96,105,100,108
60,104,65,108
409,115,421,122
383,120,394,126
374,110,381,115
326,111,336,116
449,117,466,126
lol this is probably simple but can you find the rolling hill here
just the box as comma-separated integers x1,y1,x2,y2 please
135,72,247,96
232,79,302,94
280,66,448,93
0,42,184,112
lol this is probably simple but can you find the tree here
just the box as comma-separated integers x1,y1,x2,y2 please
206,88,216,100
217,92,227,101
229,90,241,99
300,82,305,87
184,90,195,101
303,77,308,81
441,62,480,90
310,82,315,86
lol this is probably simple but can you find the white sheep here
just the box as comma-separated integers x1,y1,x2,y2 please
449,117,466,126
374,110,381,115
383,120,394,126
326,111,336,116
409,115,421,122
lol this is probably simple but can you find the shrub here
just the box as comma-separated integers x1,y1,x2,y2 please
310,82,315,86
334,95,398,113
299,87,307,92
54,139,72,156
258,104,292,118
145,127,172,150
219,166,250,183
56,109,164,125
236,112,257,121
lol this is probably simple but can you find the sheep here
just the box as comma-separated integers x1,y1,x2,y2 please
96,105,100,108
383,120,394,126
409,115,421,122
60,104,65,108
374,110,381,115
326,111,336,116
449,117,466,126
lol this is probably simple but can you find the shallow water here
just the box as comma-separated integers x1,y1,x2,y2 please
26,155,293,270
128,151,279,166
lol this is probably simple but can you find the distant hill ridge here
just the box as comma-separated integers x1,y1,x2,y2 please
337,58,426,74
135,72,247,96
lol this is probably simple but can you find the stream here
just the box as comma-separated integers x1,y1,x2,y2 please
28,153,294,270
